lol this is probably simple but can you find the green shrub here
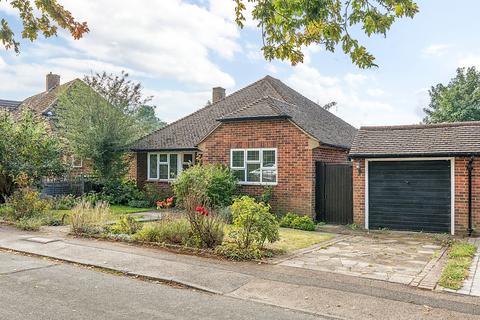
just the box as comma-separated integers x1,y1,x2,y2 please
101,180,145,205
259,186,273,205
132,218,192,245
218,206,233,224
279,212,297,228
0,205,14,219
127,199,151,208
7,187,50,220
70,200,111,235
109,215,141,235
173,164,237,209
215,243,262,260
15,217,43,231
280,213,316,231
229,196,279,249
51,194,77,210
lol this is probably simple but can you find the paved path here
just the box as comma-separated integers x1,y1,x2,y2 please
278,234,445,286
1,225,480,319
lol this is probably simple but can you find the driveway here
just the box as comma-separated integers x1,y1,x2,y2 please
278,233,445,285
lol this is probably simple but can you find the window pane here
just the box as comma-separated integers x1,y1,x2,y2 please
247,163,261,182
149,154,158,179
247,150,260,161
232,169,245,182
159,164,168,179
183,154,193,164
263,150,276,168
232,151,244,168
159,154,168,163
262,169,277,183
169,154,178,179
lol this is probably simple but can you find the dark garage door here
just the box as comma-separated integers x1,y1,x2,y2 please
368,160,451,233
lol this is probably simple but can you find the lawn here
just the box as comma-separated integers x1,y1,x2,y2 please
224,225,334,254
48,205,153,225
439,241,478,290
268,228,334,253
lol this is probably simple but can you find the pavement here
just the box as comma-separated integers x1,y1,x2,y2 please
1,225,480,319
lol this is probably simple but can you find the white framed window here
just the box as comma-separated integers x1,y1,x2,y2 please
71,156,83,168
148,152,195,181
230,148,277,185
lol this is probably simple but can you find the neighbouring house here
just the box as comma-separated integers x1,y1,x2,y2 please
349,122,480,235
131,76,357,217
0,73,91,175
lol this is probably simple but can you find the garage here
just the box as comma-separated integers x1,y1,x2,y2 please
349,122,480,235
367,160,452,233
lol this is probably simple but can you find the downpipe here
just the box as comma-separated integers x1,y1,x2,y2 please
467,156,474,237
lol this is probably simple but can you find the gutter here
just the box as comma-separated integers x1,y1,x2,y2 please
468,156,474,237
349,151,480,160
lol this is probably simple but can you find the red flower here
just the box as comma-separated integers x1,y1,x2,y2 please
195,206,209,216
166,197,174,203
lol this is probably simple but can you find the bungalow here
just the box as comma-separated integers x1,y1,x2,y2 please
131,76,357,217
349,122,480,235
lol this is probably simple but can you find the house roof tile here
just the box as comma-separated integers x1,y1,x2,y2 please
132,76,357,151
349,121,480,158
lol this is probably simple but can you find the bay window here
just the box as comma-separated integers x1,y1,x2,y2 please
148,152,194,181
230,148,277,185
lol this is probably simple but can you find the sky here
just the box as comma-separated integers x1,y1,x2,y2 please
0,0,479,128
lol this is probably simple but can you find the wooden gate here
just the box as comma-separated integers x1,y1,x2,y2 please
315,162,353,224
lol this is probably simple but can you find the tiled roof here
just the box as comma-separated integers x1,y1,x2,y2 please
18,79,79,115
132,76,357,151
0,99,22,110
219,96,291,121
349,122,480,158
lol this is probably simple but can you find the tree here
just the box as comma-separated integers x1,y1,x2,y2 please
0,110,64,200
234,0,418,68
134,105,166,136
84,71,165,136
56,81,138,183
423,67,480,123
1,0,88,53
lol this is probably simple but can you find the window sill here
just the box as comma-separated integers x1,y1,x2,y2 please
238,182,277,186
146,179,175,183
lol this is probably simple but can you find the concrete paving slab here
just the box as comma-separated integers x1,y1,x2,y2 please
23,237,61,244
278,234,443,287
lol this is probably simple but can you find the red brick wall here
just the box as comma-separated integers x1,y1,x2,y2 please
352,158,480,235
200,119,348,217
455,157,480,234
352,159,366,227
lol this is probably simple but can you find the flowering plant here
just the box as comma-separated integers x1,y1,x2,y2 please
195,206,209,216
156,197,175,209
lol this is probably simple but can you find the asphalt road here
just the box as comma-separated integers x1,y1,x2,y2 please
0,251,326,320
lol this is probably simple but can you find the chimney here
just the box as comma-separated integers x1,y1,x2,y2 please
46,72,60,91
212,87,226,103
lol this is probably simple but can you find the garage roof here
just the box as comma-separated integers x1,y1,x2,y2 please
349,121,480,158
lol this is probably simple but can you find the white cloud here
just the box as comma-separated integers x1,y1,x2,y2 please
458,53,480,69
0,57,6,69
286,64,419,127
265,64,279,74
366,88,385,97
146,89,211,123
422,44,450,58
56,0,239,88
